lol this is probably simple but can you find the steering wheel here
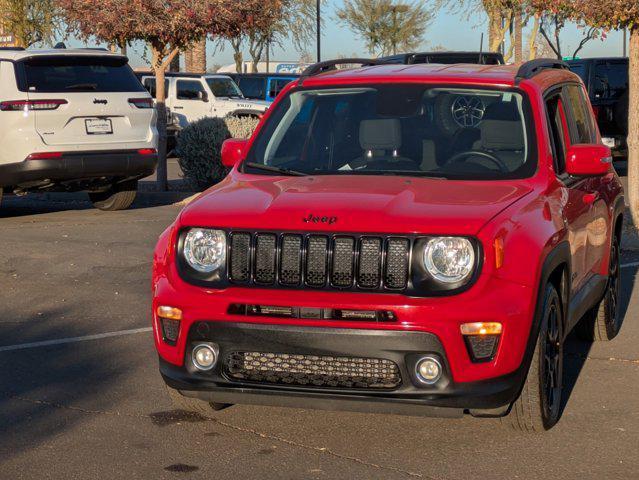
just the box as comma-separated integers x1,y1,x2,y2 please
447,150,509,173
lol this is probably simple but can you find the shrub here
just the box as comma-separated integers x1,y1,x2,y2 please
176,116,259,189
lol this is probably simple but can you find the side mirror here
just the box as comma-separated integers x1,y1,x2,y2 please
198,91,208,102
565,144,612,176
221,138,248,168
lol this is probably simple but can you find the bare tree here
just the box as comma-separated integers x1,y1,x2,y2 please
336,0,432,57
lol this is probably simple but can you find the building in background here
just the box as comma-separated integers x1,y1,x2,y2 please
218,61,312,74
0,22,16,47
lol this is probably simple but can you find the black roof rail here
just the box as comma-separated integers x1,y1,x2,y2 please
0,46,25,51
299,58,382,84
515,58,569,83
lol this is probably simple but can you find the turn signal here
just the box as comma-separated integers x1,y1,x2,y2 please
460,322,502,336
156,306,183,321
494,237,504,269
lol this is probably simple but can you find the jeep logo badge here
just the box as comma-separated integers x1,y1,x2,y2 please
303,213,337,225
93,99,108,105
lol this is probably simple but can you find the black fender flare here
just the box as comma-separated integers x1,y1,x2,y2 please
510,242,572,399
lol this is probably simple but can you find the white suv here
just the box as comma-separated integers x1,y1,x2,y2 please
0,48,158,210
140,73,270,128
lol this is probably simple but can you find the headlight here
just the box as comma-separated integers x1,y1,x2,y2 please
183,228,226,273
423,237,475,284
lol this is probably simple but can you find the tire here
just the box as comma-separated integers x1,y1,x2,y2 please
504,283,564,432
89,181,137,211
576,232,621,341
166,385,231,417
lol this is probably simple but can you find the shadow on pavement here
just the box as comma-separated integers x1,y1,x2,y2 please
559,259,636,418
0,190,191,219
0,306,127,462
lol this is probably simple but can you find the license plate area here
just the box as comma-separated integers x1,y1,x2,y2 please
85,118,113,135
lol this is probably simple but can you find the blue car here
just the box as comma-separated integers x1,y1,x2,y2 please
226,73,298,102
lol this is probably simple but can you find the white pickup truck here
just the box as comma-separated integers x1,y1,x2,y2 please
140,73,271,128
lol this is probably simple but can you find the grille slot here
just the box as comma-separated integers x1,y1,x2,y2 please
254,234,277,284
229,233,251,282
385,238,410,289
280,235,302,285
331,237,355,287
226,351,401,389
305,236,328,286
358,237,382,288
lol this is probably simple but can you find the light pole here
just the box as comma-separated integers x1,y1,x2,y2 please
316,0,321,62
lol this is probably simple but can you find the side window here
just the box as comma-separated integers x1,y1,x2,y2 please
564,84,597,145
176,80,206,100
268,79,292,99
143,78,168,99
593,61,628,100
238,77,265,99
545,93,570,175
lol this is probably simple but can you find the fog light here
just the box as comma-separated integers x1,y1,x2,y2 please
415,356,442,384
192,343,218,371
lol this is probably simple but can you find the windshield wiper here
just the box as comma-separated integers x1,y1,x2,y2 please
244,162,308,177
65,83,97,90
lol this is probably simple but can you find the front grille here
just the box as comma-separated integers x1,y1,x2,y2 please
228,231,410,292
225,351,402,389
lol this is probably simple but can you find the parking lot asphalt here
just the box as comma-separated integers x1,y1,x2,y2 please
1,195,638,480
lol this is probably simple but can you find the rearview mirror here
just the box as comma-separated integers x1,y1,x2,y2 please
565,144,612,176
221,138,248,168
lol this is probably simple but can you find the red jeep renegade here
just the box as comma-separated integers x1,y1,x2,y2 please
152,59,625,431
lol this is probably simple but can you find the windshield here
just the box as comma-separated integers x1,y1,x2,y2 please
206,77,243,98
245,84,534,179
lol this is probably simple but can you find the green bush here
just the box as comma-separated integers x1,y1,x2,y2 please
176,116,259,189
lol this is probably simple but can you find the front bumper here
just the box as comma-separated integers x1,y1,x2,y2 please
160,322,526,416
0,150,157,188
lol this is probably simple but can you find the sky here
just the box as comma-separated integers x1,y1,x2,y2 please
69,1,630,70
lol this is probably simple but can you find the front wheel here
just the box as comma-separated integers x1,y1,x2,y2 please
89,180,137,211
504,283,564,431
576,232,621,341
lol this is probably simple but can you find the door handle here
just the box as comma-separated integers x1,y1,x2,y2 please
583,192,599,205
173,106,184,110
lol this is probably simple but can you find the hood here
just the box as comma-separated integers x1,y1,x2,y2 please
179,174,533,235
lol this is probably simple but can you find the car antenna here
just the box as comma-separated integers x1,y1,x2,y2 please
478,33,484,64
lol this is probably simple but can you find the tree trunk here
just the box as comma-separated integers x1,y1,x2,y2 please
191,37,207,72
528,15,540,60
234,51,243,73
488,12,502,52
514,11,523,63
151,44,178,192
628,27,639,226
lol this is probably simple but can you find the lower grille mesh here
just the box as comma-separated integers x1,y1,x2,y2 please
226,351,401,389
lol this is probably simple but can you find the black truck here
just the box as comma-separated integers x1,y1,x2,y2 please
567,58,629,158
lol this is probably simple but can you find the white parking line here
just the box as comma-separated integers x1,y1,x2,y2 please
0,327,152,353
621,261,639,269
